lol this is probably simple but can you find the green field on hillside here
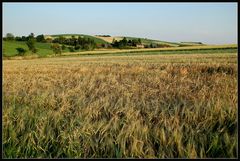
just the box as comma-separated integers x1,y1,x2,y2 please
3,41,69,57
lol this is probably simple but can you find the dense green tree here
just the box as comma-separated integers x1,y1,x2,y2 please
132,39,138,46
121,37,128,46
6,33,15,41
26,38,37,53
36,34,45,42
15,36,22,41
137,38,142,44
28,33,35,39
61,44,66,50
59,36,66,44
21,36,27,41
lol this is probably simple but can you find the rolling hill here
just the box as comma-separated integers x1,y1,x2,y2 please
3,33,209,57
48,34,203,47
48,34,109,44
94,35,194,47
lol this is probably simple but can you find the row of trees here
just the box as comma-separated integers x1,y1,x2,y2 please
144,43,171,48
52,36,96,50
4,33,46,43
111,38,171,48
95,35,111,37
111,37,142,48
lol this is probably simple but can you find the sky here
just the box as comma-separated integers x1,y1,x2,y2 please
3,3,238,44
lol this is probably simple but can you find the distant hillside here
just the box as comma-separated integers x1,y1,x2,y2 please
180,42,204,46
94,36,122,44
45,34,204,47
95,35,203,47
47,34,109,44
3,33,207,57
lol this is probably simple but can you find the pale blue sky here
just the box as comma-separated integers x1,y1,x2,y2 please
3,3,237,44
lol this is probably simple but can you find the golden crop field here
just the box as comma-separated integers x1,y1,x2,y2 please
3,52,238,158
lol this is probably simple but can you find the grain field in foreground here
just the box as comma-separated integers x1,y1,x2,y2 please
3,53,238,158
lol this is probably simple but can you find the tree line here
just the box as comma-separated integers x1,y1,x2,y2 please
4,33,46,43
52,36,96,51
112,37,142,48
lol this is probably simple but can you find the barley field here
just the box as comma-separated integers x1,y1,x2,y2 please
2,51,238,158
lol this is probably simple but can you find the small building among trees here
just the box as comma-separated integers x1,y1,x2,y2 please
135,44,144,48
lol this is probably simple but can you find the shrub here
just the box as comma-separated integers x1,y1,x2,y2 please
16,48,27,56
51,44,62,55
32,48,38,53
68,46,75,52
74,45,81,50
